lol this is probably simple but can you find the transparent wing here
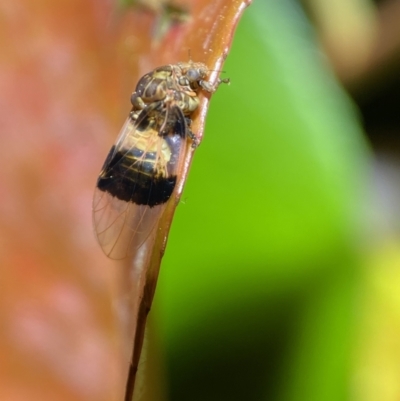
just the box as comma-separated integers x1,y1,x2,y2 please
92,102,188,259
93,187,165,259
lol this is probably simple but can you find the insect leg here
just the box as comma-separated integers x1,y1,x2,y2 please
187,128,198,148
199,77,230,93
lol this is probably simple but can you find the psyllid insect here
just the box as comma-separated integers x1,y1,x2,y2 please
93,60,229,259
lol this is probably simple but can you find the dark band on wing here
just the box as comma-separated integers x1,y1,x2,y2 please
97,146,176,207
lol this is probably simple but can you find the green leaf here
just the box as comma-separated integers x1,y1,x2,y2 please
157,1,369,400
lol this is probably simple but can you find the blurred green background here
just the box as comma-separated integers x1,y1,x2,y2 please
151,0,400,400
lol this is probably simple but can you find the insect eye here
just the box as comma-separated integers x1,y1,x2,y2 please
179,77,189,86
186,69,200,82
